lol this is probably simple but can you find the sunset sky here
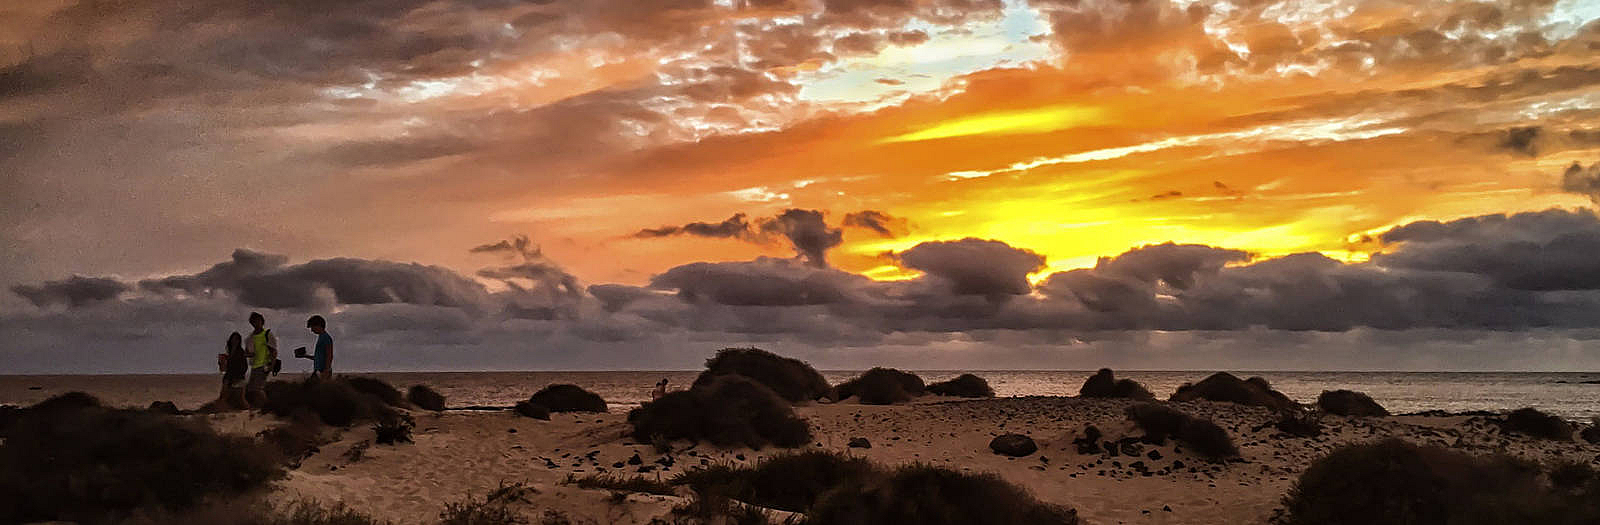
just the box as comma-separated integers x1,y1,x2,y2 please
4,0,1600,373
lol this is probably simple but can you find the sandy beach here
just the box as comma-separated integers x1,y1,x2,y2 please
180,394,1600,525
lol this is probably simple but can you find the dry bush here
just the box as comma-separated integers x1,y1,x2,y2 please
1169,372,1298,411
693,347,833,403
1316,390,1388,417
926,374,995,398
527,384,607,413
833,368,925,405
628,375,811,449
1501,408,1574,441
408,385,447,411
1077,368,1154,400
1126,403,1239,460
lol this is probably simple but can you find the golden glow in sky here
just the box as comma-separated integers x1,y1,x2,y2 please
880,105,1106,143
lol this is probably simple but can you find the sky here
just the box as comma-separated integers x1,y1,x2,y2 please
3,0,1600,373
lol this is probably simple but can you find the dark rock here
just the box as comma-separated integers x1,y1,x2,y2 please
627,453,643,465
1275,413,1324,438
1148,450,1163,460
848,437,872,448
990,434,1038,457
1119,439,1144,457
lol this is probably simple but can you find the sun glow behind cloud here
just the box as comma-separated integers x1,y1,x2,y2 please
880,104,1107,143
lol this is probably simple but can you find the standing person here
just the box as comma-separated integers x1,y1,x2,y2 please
301,315,333,380
245,312,277,407
651,378,668,400
220,332,249,409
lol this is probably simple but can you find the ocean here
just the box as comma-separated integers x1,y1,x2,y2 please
3,370,1597,419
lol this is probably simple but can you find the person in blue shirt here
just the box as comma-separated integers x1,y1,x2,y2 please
296,315,335,380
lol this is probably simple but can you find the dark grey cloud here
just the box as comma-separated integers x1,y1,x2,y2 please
634,213,753,239
1560,160,1600,204
649,257,870,306
760,209,844,267
470,235,585,319
896,238,1045,295
1375,208,1600,291
10,276,129,308
139,250,489,310
842,210,905,237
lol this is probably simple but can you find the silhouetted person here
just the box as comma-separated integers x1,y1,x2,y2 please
652,378,668,400
217,332,249,409
294,315,334,380
244,312,277,407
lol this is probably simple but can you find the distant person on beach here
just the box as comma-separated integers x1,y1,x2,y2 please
217,332,249,409
652,378,668,400
293,315,334,380
245,312,278,406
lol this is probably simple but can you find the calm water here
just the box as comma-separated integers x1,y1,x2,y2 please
3,371,1597,419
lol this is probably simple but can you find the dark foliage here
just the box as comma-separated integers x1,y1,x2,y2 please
1125,403,1239,460
808,464,1079,525
1170,372,1298,411
0,397,284,524
1316,390,1388,417
260,378,396,427
566,473,676,496
1582,418,1600,444
148,401,182,414
123,499,392,525
693,347,833,403
1077,368,1154,400
989,434,1037,457
258,417,327,465
833,368,925,405
438,481,535,525
1276,438,1600,525
528,384,608,413
342,376,407,408
407,385,447,411
926,374,995,398
373,414,415,445
1549,461,1597,490
1501,408,1574,441
628,375,811,449
671,451,881,514
513,401,550,420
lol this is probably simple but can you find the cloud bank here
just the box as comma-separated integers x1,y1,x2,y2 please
7,209,1600,373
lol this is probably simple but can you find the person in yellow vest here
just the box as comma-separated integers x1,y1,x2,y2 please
244,311,278,407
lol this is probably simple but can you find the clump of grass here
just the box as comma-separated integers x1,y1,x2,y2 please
833,368,925,405
565,474,676,496
0,393,284,524
527,384,607,413
373,414,415,445
1275,438,1600,525
693,347,833,403
261,378,397,427
628,374,811,449
408,385,447,411
123,498,393,525
342,376,408,408
1077,368,1154,400
438,481,536,525
1316,390,1388,417
1501,407,1574,441
672,451,878,513
1169,372,1298,411
1125,403,1239,460
926,373,995,398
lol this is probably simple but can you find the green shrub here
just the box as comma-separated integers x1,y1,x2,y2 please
527,384,607,413
834,368,925,405
628,375,811,449
926,374,995,398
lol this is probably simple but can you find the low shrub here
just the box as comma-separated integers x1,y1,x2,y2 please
0,394,284,524
627,375,811,449
258,417,327,465
1583,417,1600,444
373,415,415,445
566,474,676,496
1275,438,1600,525
1126,403,1239,460
1077,368,1154,400
438,482,535,525
1316,390,1388,417
342,376,407,408
833,368,925,405
513,401,550,420
123,498,392,525
692,347,833,403
527,384,607,413
1170,372,1298,411
1501,408,1574,441
260,378,396,427
808,464,1079,525
926,374,995,398
673,451,878,513
407,385,447,411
